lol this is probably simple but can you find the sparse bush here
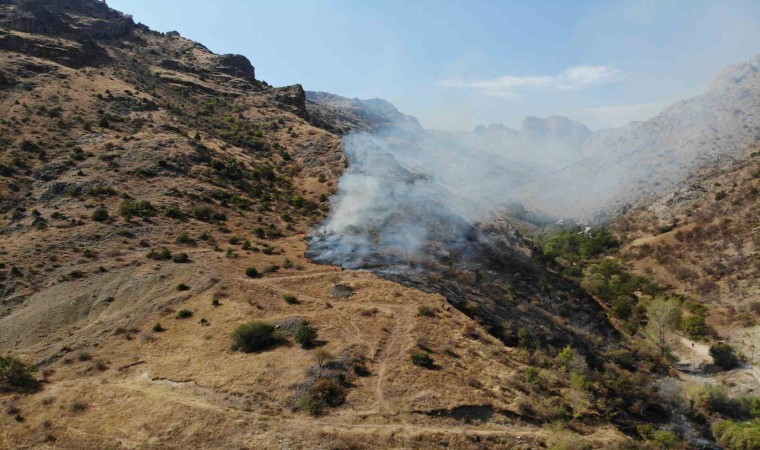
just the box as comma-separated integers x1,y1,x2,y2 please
119,200,156,219
152,323,165,332
417,306,435,317
411,352,434,368
245,267,259,278
171,252,189,263
91,206,109,222
298,379,346,416
176,283,190,291
294,322,318,348
232,321,279,352
282,293,299,304
176,309,193,319
0,355,37,388
146,247,172,261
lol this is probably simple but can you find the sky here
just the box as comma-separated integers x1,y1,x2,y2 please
107,0,760,131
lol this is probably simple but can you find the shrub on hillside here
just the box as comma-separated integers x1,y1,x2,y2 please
232,321,279,352
245,267,259,278
298,379,346,416
176,309,193,319
411,352,434,368
171,252,189,263
294,322,318,348
146,247,172,261
0,355,37,389
712,420,760,450
709,343,740,370
91,206,109,222
282,293,299,304
120,200,156,219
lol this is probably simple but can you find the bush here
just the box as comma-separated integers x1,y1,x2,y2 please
152,323,165,332
119,200,156,219
282,293,299,304
298,379,346,416
232,321,279,352
147,247,172,261
192,206,213,220
176,283,190,291
681,315,708,339
176,309,193,319
417,306,435,317
294,323,318,348
171,252,189,263
91,206,109,222
411,352,434,368
0,355,37,388
710,343,740,370
245,267,259,278
712,420,760,450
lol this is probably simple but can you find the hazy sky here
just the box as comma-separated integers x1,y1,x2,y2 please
108,0,760,130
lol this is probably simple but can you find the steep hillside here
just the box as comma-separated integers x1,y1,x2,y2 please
521,55,760,219
0,1,652,449
614,148,759,341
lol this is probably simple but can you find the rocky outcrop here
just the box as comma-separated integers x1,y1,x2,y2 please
272,84,307,118
0,0,133,39
215,54,256,83
306,91,421,133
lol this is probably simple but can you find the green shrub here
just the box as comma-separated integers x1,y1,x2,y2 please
192,206,213,220
712,420,760,450
91,206,109,222
176,283,190,291
282,293,299,304
294,323,318,348
411,352,434,368
710,343,740,370
120,200,156,218
0,355,37,388
171,252,189,263
681,315,708,339
232,321,279,352
146,247,172,261
245,267,259,278
176,309,193,319
152,323,165,332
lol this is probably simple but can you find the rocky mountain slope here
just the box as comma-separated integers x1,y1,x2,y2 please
0,1,663,449
521,55,760,219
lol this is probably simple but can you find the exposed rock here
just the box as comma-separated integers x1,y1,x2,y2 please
215,54,256,83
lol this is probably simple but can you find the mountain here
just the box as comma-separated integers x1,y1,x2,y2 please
520,55,760,219
305,90,421,133
0,2,646,449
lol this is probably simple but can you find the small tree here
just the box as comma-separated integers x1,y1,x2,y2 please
232,321,278,352
646,296,681,355
709,343,740,370
91,206,109,222
0,355,37,388
295,323,318,348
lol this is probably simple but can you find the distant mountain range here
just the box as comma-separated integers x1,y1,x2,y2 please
311,55,760,221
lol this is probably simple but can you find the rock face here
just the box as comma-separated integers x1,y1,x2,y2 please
215,54,256,83
306,91,421,133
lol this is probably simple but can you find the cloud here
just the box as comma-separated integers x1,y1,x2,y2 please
439,65,622,98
